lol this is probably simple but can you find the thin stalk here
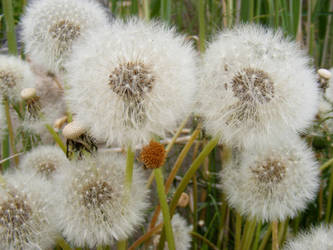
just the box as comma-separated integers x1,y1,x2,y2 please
326,167,333,222
4,98,18,166
149,125,201,229
258,225,272,250
154,168,175,250
160,0,171,23
57,237,72,250
198,0,206,53
2,131,10,170
128,223,163,250
235,212,242,250
242,219,257,250
252,222,262,250
320,157,333,172
272,221,279,250
97,246,104,250
125,145,135,189
45,124,66,154
2,0,18,54
143,0,150,20
190,232,219,250
147,116,189,188
117,241,127,250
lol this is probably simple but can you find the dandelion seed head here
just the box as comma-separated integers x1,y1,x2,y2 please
21,0,110,74
0,170,57,250
52,152,149,247
221,135,319,222
0,55,35,101
65,18,197,146
20,145,69,179
197,24,319,148
283,225,333,250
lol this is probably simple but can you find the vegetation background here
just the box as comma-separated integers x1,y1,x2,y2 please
0,0,333,249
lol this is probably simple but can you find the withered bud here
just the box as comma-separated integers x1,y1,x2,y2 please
62,121,86,140
177,192,190,207
53,116,68,132
318,68,331,80
20,88,37,101
139,141,166,169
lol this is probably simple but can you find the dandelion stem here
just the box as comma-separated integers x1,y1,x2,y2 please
325,167,333,222
143,0,150,20
190,231,219,250
1,0,18,55
4,98,18,166
1,131,10,170
45,124,66,154
147,116,189,188
128,223,163,250
235,212,242,250
258,225,272,250
272,221,279,250
125,145,135,189
252,221,262,250
117,241,127,250
198,0,206,53
154,168,175,250
56,237,72,250
320,157,333,172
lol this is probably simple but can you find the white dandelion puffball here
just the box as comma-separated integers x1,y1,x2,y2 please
65,18,197,147
20,145,69,179
154,213,192,250
0,55,35,101
197,24,319,147
221,135,319,222
21,0,110,74
52,152,149,247
283,225,333,250
0,170,57,250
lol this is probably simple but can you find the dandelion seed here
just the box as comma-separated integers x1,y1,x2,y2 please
51,152,149,247
21,0,110,74
197,24,319,147
221,135,319,222
65,18,197,146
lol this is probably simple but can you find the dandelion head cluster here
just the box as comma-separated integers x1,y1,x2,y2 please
0,170,57,250
52,152,149,247
20,145,69,179
21,0,110,73
197,24,319,147
0,55,35,101
221,135,319,222
65,18,197,146
283,225,333,250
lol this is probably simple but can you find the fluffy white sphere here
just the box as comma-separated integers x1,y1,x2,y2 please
20,145,69,179
0,55,35,101
221,135,319,222
65,18,198,147
197,24,319,147
283,225,333,250
51,152,149,247
21,0,110,74
0,170,58,250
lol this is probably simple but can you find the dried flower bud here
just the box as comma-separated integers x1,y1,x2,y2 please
140,141,166,169
62,121,86,140
21,88,37,101
318,68,332,80
53,115,68,131
177,192,190,207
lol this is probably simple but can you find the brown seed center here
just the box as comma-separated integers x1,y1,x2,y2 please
49,20,81,43
82,181,113,208
0,71,16,92
251,159,286,184
0,197,32,229
37,162,56,176
231,68,274,104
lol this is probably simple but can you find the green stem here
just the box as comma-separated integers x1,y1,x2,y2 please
326,167,333,222
125,145,135,190
320,157,333,172
1,0,17,54
154,168,175,250
235,212,242,250
258,225,272,250
242,219,256,250
4,98,18,166
1,130,10,170
169,136,220,216
191,231,219,250
198,0,206,53
252,221,262,250
117,241,126,250
57,237,72,250
45,124,66,154
160,0,171,23
143,0,150,20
